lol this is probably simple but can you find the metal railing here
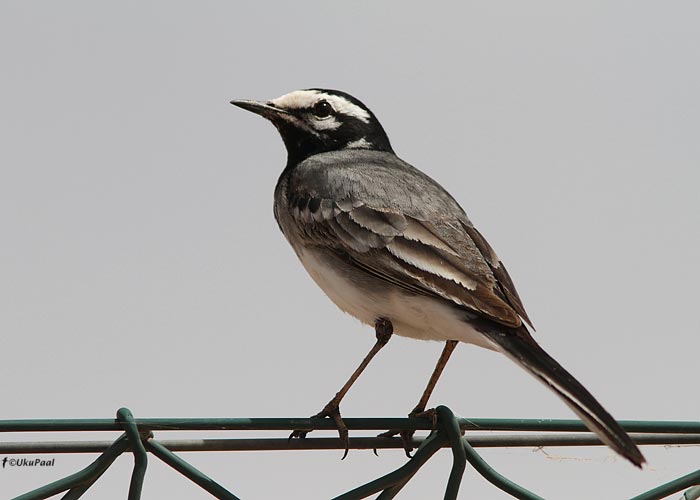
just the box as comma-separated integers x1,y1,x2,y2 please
1,406,699,499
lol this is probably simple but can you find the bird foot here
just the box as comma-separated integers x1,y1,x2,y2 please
289,402,350,459
377,407,437,457
413,407,438,427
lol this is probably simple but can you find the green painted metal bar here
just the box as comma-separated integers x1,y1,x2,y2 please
333,431,446,500
60,479,96,500
437,406,467,500
375,433,444,500
4,433,700,454
2,417,699,434
334,406,545,500
374,472,411,500
682,486,700,500
433,406,546,500
630,468,700,500
4,407,700,500
146,439,242,500
456,418,700,434
117,408,148,500
11,435,129,500
60,443,121,500
60,456,114,500
461,434,544,500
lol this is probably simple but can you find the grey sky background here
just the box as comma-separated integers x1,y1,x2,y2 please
1,1,699,498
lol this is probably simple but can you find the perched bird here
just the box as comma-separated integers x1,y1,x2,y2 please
231,89,645,467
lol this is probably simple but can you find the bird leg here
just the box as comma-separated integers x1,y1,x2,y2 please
410,340,459,416
289,318,394,458
380,340,458,456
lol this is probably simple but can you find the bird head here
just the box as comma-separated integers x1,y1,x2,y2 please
232,89,393,166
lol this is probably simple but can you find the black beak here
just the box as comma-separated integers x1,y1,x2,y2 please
230,99,289,119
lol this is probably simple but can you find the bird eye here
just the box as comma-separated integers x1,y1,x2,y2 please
312,100,333,118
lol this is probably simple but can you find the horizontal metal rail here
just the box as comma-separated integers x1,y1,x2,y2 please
3,433,700,454
1,407,699,500
3,416,700,433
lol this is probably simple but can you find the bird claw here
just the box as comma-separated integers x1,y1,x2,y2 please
376,428,416,457
289,403,350,459
287,429,309,441
377,407,438,457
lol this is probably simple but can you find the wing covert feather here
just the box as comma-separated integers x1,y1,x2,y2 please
280,150,532,328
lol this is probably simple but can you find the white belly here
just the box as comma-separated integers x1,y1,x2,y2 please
297,248,498,351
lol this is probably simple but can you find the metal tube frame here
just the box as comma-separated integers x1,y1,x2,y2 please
1,406,698,500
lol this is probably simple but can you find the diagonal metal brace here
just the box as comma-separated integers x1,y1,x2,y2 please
146,439,242,500
443,405,544,500
6,406,700,500
11,435,129,500
333,405,544,500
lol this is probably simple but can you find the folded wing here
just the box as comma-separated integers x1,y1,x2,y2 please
287,191,529,329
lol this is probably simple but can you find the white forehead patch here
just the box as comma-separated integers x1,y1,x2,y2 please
270,90,371,123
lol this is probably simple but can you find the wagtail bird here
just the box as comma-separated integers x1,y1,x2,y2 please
231,89,645,467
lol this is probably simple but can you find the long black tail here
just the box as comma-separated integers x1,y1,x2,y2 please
482,326,645,467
